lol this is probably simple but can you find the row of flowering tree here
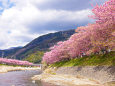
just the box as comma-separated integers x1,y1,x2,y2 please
0,58,33,66
43,0,115,64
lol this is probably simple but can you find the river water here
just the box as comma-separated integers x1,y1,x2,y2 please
0,70,58,86
1,70,115,86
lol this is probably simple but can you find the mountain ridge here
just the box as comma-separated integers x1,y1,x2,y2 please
0,29,75,60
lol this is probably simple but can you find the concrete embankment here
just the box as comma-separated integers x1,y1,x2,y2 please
0,65,40,73
55,66,115,84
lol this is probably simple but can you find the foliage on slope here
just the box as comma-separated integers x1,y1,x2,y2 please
24,51,44,63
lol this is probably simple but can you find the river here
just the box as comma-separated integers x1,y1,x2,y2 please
0,70,58,86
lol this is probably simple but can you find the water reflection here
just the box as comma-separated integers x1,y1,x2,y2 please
0,70,58,86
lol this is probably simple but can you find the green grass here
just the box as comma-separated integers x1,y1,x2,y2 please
49,51,115,68
0,64,27,67
0,64,5,66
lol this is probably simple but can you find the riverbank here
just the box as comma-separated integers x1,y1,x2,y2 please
55,66,115,84
32,74,100,86
32,68,100,86
32,66,115,86
0,65,40,73
32,52,115,86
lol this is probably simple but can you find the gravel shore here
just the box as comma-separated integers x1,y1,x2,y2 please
32,68,102,86
32,73,101,86
32,66,115,86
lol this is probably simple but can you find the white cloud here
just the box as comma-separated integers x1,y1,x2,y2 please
0,0,93,49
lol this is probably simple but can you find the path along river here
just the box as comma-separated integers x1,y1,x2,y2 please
0,70,58,86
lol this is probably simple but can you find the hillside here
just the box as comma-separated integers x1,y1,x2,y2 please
23,51,44,63
0,29,75,60
0,47,22,58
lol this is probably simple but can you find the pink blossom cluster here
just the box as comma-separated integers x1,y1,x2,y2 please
0,58,33,66
43,0,115,64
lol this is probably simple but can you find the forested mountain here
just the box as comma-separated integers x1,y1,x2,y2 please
0,29,75,60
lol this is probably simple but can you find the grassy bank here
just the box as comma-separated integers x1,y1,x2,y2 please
50,51,115,68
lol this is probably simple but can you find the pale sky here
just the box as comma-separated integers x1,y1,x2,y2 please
0,0,107,49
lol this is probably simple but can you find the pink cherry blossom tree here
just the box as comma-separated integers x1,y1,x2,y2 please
42,0,115,64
